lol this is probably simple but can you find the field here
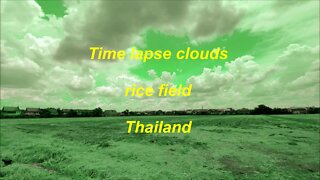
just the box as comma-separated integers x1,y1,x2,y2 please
0,115,319,179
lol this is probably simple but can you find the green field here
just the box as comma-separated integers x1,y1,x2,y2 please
0,115,319,179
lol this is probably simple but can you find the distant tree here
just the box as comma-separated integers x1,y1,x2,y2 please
156,110,164,115
92,107,103,117
40,109,51,118
272,108,291,114
122,109,129,116
252,104,272,115
67,110,77,117
129,111,136,116
57,108,63,117
82,110,93,117
307,107,320,114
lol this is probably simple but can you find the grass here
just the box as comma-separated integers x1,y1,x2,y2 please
0,115,319,179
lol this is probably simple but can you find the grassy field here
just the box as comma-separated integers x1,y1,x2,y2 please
0,115,319,179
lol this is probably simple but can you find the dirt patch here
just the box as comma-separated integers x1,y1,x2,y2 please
219,156,259,176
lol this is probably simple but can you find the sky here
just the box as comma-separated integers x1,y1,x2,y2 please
0,0,319,111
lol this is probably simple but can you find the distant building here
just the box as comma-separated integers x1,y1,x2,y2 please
192,109,210,115
76,109,93,116
165,111,174,115
288,107,308,114
186,109,193,115
1,107,22,117
143,111,157,116
25,108,41,117
104,110,118,116
48,108,59,116
211,108,234,115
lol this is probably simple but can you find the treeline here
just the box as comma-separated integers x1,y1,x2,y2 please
121,105,320,116
251,105,319,115
41,108,104,118
1,105,319,119
0,107,105,118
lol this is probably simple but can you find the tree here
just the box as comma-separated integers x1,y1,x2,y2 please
272,108,291,114
252,104,272,114
122,109,130,116
40,109,51,118
67,110,77,117
57,108,63,117
93,107,103,117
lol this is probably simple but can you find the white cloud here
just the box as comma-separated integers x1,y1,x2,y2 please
67,75,95,91
93,86,122,97
1,0,43,26
147,69,157,78
186,44,319,108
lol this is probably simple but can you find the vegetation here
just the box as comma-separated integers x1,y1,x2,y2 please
1,105,319,119
1,115,319,179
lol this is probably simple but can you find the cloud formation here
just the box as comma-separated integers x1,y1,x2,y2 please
0,0,319,111
54,0,244,61
186,44,319,108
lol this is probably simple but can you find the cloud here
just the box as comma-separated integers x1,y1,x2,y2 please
54,0,244,61
67,75,95,91
1,0,43,25
189,1,243,40
0,57,42,88
88,69,175,102
159,71,176,83
93,86,122,97
147,69,157,78
276,44,319,83
0,0,64,88
238,0,319,45
54,0,190,61
275,44,319,93
187,55,273,95
1,0,318,111
186,44,319,108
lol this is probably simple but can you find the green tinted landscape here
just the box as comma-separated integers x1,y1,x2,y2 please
1,115,319,179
